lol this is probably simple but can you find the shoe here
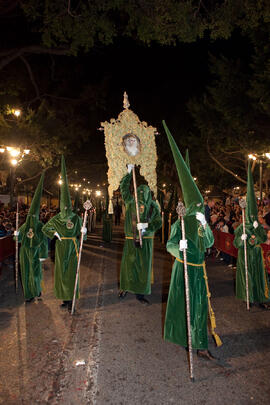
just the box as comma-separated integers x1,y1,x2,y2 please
136,294,150,305
118,290,127,299
259,303,270,310
67,301,73,312
60,300,71,308
25,297,35,303
37,292,42,300
197,350,216,360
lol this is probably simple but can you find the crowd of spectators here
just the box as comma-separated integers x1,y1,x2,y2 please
0,203,59,238
205,194,270,267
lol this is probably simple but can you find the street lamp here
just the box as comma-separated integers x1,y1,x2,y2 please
248,153,270,200
0,146,30,207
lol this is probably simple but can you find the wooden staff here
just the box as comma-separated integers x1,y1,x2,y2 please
15,202,19,293
239,198,249,310
71,200,92,315
168,212,172,240
132,166,142,248
161,211,164,244
176,202,194,381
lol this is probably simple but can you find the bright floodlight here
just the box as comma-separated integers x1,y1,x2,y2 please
0,148,5,153
58,179,63,185
96,190,101,197
10,149,20,157
11,159,18,166
248,154,256,160
23,149,30,154
13,109,21,117
265,153,270,159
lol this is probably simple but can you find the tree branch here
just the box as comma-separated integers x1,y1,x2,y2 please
17,166,51,186
20,55,41,100
0,46,70,71
207,140,247,184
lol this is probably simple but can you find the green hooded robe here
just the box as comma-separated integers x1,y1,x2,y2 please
163,121,221,349
42,156,82,300
233,163,269,303
120,172,162,295
17,173,48,300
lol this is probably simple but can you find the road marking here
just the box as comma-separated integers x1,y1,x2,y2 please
84,246,104,404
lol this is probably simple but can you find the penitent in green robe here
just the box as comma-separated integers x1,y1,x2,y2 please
42,213,82,300
18,220,48,300
233,223,269,303
164,217,214,350
120,173,162,295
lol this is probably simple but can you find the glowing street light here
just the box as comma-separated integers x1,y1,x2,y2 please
248,152,270,200
9,149,20,158
10,159,18,166
12,109,21,117
96,190,101,197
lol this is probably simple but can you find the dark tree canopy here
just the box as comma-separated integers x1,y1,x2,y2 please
0,0,269,193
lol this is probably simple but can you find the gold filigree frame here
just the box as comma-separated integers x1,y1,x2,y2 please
102,106,157,199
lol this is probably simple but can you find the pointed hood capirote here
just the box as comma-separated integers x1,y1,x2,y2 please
162,121,207,251
162,121,204,216
185,149,190,172
25,172,44,234
60,155,73,219
246,161,258,224
28,172,44,218
73,191,80,213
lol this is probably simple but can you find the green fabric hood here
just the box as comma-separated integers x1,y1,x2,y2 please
246,161,258,223
60,155,73,219
162,121,204,216
28,172,44,217
25,172,44,232
185,149,190,172
73,191,80,213
137,184,152,207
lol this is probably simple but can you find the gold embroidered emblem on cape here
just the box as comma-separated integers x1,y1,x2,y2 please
27,228,34,239
66,219,74,229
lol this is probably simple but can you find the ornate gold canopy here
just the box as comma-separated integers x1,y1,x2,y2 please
101,92,158,200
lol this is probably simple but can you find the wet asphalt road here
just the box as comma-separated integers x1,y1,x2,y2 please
0,224,270,404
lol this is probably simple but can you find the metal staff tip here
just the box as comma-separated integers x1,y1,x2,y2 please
239,198,247,209
176,201,186,217
83,200,92,210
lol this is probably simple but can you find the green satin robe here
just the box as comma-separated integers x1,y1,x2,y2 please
120,173,162,295
164,218,214,349
102,213,113,242
233,223,269,303
42,213,82,300
18,220,48,300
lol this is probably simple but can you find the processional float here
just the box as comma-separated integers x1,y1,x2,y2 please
101,92,158,247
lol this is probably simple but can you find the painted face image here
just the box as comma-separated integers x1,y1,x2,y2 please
123,134,140,157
